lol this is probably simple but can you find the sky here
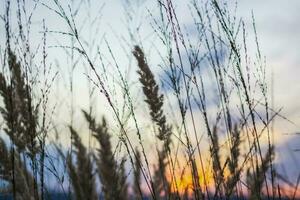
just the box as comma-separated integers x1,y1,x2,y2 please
238,0,300,124
237,0,300,168
0,0,300,195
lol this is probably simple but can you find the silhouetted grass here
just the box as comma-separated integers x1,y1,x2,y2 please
0,0,297,200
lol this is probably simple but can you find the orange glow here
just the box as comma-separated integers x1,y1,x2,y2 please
165,157,218,195
163,158,300,199
168,168,214,195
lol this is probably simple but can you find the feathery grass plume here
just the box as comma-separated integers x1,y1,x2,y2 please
132,45,172,146
133,148,143,199
82,110,128,200
225,124,242,198
119,157,129,199
67,127,98,200
0,50,38,155
247,146,274,200
0,50,39,199
0,137,35,200
152,149,171,198
210,116,224,197
133,45,173,197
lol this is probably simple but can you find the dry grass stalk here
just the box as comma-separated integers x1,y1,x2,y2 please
83,110,128,200
133,45,173,198
67,127,98,200
0,50,39,199
247,146,274,200
0,138,35,200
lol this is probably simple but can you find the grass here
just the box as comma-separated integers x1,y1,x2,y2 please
0,0,298,199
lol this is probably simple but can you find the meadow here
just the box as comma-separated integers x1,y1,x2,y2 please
0,0,299,199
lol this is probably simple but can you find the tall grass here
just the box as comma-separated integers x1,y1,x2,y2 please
0,0,297,199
